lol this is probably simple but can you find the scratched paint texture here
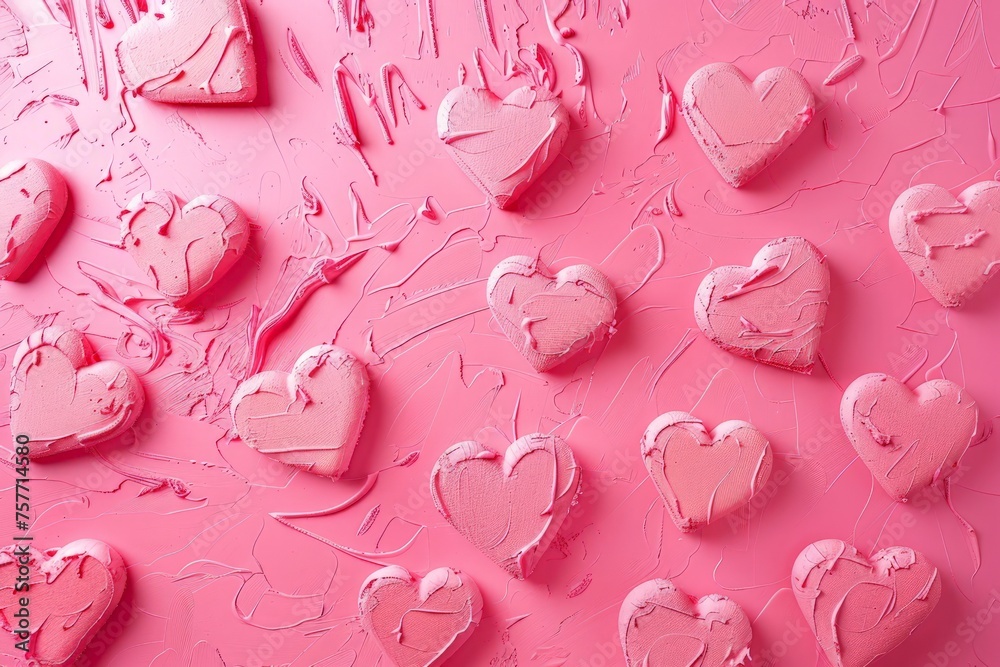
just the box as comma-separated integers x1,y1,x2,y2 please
1,0,999,665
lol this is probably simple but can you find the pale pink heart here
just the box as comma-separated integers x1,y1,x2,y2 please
121,190,250,307
231,345,369,479
359,565,483,667
619,578,752,667
438,86,569,209
889,181,1000,307
10,326,145,460
430,433,582,579
840,373,978,502
0,540,127,667
681,62,815,187
116,0,257,103
792,539,941,667
0,159,68,281
694,236,830,374
641,412,772,533
487,255,617,372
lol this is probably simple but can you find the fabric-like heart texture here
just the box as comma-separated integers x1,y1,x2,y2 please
438,85,569,209
0,159,68,281
231,345,369,479
116,0,257,103
10,326,145,460
359,565,482,667
430,433,582,579
793,539,941,667
619,578,752,667
682,62,815,187
0,540,126,667
121,190,250,307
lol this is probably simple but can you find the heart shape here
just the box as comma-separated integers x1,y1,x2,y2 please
641,412,772,532
116,0,257,103
619,578,752,667
437,86,570,209
0,540,127,667
359,565,482,667
231,345,369,479
889,181,1000,307
0,159,68,282
681,63,815,187
10,326,145,460
792,539,941,667
430,433,582,579
840,373,978,501
694,236,830,374
121,190,250,307
487,255,617,372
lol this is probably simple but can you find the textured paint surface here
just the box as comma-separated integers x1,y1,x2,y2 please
0,0,999,665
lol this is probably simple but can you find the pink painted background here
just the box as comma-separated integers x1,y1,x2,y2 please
2,0,1000,665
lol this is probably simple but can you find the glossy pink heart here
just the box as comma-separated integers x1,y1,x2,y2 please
840,373,978,501
116,0,257,103
681,63,815,187
487,255,617,372
641,412,772,532
438,86,569,209
121,190,250,307
694,236,830,374
231,345,369,479
890,181,1000,307
430,433,582,579
0,540,127,667
793,539,941,667
619,578,752,667
359,565,482,667
0,159,68,281
10,326,145,460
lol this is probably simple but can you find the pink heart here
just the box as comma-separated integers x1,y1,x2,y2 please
619,578,752,667
840,373,978,501
0,540,127,667
694,236,830,374
10,326,145,460
430,433,582,579
231,345,369,479
487,255,617,372
890,181,1000,307
116,0,257,103
793,539,941,667
438,86,569,209
359,565,482,667
0,159,68,281
121,190,250,307
641,412,772,532
681,63,815,187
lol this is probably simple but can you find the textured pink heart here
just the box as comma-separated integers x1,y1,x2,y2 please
359,565,482,667
430,433,582,579
682,63,815,187
840,373,978,502
793,539,941,667
438,86,570,209
890,181,1000,307
116,0,257,103
121,190,250,307
10,326,145,460
231,345,369,479
0,540,127,667
487,255,617,372
694,236,830,374
0,159,68,282
619,578,752,667
641,412,772,533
